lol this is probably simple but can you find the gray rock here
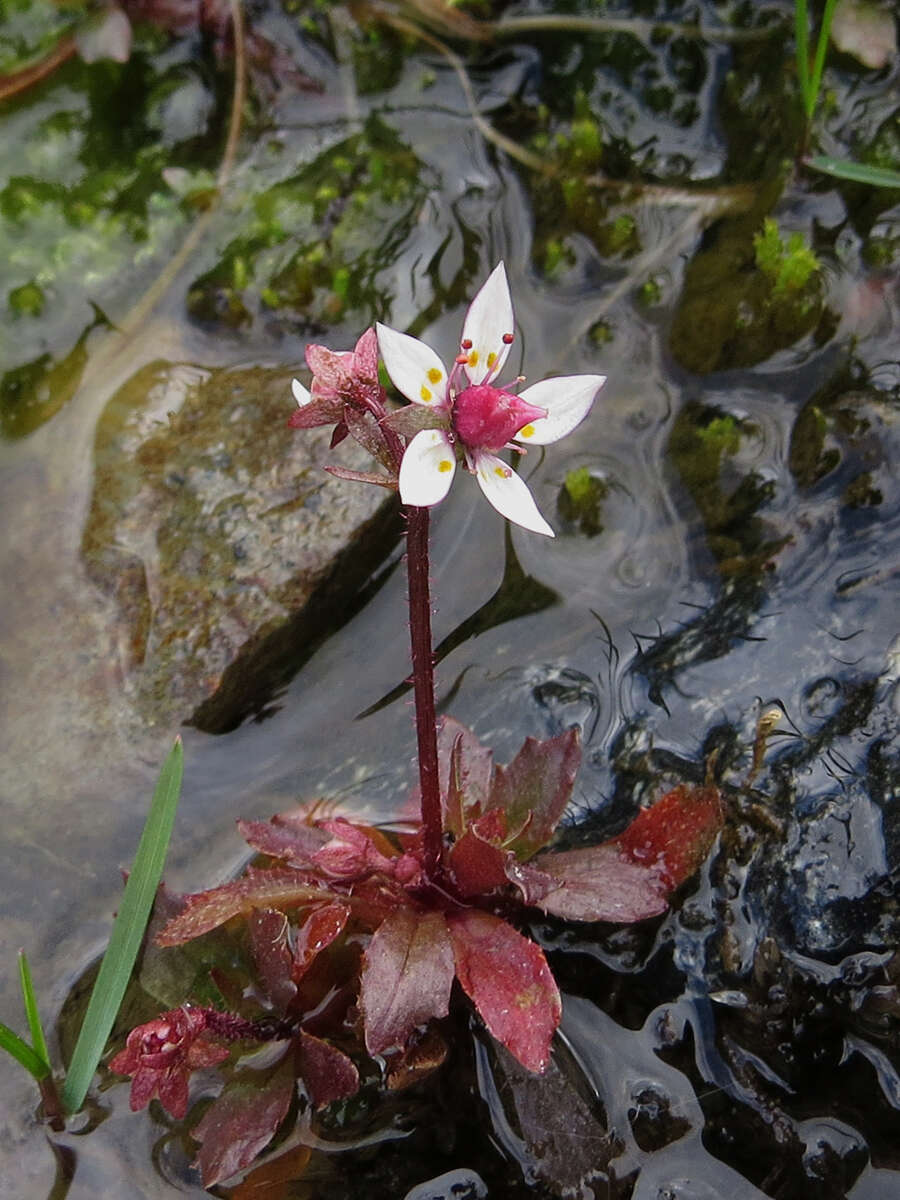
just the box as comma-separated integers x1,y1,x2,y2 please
82,360,399,732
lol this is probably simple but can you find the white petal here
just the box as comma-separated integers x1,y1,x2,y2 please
376,323,449,408
292,378,311,406
473,450,554,537
399,430,457,507
460,262,515,385
513,375,605,446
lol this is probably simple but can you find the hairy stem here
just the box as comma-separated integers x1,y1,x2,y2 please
405,506,443,879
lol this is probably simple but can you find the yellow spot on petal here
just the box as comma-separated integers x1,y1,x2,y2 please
468,350,479,366
493,465,511,479
427,367,442,384
486,351,497,368
519,424,535,439
420,385,433,403
438,459,452,473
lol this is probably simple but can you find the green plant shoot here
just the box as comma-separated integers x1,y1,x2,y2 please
60,737,184,1115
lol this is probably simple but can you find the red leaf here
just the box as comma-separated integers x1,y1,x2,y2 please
329,419,349,448
349,876,417,928
293,902,351,981
237,818,329,866
382,402,450,440
248,910,296,1012
305,343,352,390
360,908,454,1055
447,909,560,1073
310,818,397,879
352,327,380,384
296,1031,359,1107
532,844,669,923
437,717,493,837
343,405,396,473
324,465,397,490
616,784,724,890
448,810,510,897
110,1007,230,1120
194,1060,295,1187
489,728,581,859
531,785,724,923
287,394,343,429
156,869,334,946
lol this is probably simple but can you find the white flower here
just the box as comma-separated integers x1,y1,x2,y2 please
376,263,605,536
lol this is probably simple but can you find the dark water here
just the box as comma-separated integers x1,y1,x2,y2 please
1,1,898,1196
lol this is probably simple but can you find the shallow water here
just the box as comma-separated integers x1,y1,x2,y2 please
1,1,899,1196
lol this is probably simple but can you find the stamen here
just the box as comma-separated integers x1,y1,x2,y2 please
502,332,514,345
461,338,473,350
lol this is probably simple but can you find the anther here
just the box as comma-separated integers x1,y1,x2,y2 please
460,338,473,350
502,332,514,344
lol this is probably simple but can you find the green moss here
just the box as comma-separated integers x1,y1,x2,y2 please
594,212,640,258
351,25,406,95
753,219,821,298
186,116,429,331
667,403,783,577
639,277,663,306
751,217,783,277
541,237,574,278
8,282,45,318
862,236,898,268
589,320,614,347
0,15,228,438
557,467,609,537
788,405,838,487
670,203,827,373
696,415,741,457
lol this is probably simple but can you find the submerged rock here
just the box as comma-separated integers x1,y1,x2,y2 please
82,360,400,732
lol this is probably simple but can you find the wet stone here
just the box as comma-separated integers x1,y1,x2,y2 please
81,360,399,732
628,1083,692,1153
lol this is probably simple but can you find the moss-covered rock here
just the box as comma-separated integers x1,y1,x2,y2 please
669,214,827,373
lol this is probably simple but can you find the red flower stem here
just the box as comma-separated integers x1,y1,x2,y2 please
405,504,443,880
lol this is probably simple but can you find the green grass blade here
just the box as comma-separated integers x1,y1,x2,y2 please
0,1021,50,1081
794,0,811,115
60,737,184,1115
18,951,50,1069
808,0,838,117
807,156,900,189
